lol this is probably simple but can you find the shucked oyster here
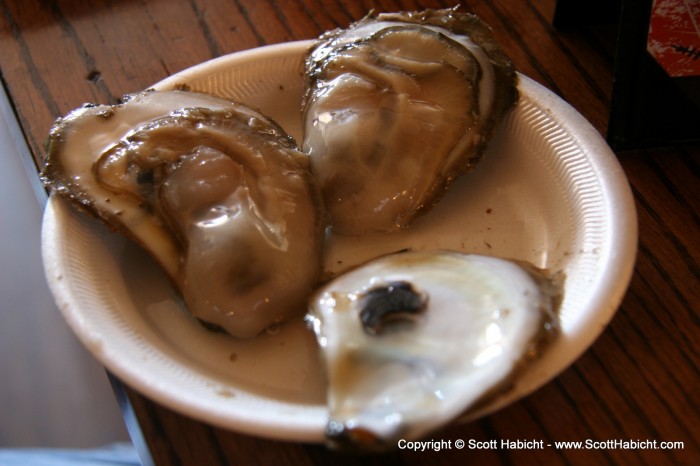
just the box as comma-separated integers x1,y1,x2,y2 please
302,8,519,234
42,90,325,338
307,250,559,449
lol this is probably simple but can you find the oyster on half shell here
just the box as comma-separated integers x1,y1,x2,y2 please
42,90,325,338
302,8,519,235
307,250,559,449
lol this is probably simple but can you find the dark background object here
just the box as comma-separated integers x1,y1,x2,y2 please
555,0,700,150
553,0,622,27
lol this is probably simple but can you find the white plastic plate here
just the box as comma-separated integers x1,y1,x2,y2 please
41,40,637,442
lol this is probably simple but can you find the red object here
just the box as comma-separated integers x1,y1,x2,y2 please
646,0,700,77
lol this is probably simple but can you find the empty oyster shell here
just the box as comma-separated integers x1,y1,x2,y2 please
306,250,559,449
42,90,325,338
302,8,519,235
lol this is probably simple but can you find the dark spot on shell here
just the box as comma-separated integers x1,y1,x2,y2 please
359,281,428,335
325,420,387,451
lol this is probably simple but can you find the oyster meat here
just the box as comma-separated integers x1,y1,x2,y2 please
42,90,325,338
302,8,519,234
307,250,559,449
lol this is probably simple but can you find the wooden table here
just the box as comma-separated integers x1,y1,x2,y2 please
2,0,698,464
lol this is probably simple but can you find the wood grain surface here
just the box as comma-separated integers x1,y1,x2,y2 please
1,0,697,465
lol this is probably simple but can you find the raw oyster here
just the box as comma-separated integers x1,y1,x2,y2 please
306,250,559,449
302,8,519,234
42,89,325,338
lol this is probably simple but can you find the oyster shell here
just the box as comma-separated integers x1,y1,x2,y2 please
307,250,559,449
42,90,325,338
302,8,519,234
